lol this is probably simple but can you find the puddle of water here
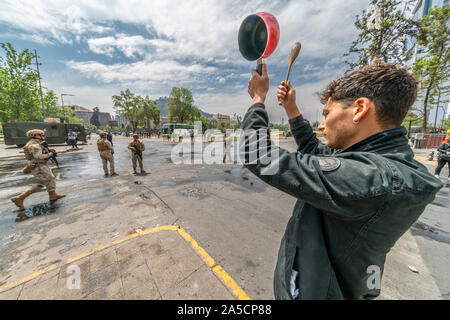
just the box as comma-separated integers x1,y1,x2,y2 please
15,202,59,222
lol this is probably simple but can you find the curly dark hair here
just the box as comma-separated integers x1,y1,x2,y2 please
321,60,418,127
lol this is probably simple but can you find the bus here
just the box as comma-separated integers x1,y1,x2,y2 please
161,123,199,141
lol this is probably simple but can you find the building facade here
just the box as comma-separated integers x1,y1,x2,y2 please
211,113,231,129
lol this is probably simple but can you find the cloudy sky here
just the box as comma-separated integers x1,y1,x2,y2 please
0,0,371,123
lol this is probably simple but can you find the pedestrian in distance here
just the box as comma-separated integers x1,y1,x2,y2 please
128,133,146,174
242,59,443,300
434,139,450,182
10,129,66,208
107,131,113,147
97,132,117,177
68,129,78,149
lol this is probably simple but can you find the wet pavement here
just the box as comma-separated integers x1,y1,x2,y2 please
0,136,449,299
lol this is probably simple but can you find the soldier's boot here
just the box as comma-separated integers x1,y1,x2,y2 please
132,169,137,174
140,169,146,174
49,191,66,201
11,191,32,209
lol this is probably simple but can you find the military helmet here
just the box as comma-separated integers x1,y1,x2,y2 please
99,131,107,137
133,133,139,138
26,129,45,138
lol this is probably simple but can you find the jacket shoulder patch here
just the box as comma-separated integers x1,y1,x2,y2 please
317,157,341,172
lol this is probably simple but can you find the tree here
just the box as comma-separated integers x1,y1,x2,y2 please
198,116,211,132
344,0,418,70
138,96,160,128
413,4,449,132
167,87,198,124
443,115,450,130
0,42,43,122
112,89,140,131
90,107,101,127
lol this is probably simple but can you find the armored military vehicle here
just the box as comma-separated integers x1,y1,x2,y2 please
1,121,87,147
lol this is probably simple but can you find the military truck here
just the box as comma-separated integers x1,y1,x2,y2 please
1,121,87,147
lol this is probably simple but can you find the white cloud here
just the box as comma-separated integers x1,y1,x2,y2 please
0,0,371,121
66,58,218,89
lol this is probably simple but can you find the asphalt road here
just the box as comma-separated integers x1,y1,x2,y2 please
0,135,449,299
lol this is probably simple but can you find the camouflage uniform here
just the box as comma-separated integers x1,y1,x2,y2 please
10,129,65,208
97,134,116,175
24,139,56,193
128,135,145,173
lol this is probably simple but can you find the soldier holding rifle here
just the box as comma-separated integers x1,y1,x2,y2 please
128,133,146,174
10,129,66,208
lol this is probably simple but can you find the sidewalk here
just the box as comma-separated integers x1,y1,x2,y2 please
0,226,247,300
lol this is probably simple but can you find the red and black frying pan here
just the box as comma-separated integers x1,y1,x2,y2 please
238,12,280,75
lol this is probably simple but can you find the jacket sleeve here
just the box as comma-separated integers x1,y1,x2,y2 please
128,142,135,151
239,103,391,219
288,115,335,155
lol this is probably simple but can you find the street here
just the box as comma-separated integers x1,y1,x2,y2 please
0,135,449,299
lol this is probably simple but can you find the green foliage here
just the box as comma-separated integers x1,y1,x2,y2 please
85,124,97,132
167,87,200,124
112,89,159,131
138,96,160,127
198,116,211,133
413,4,450,132
269,123,290,132
0,42,43,122
112,89,139,131
443,115,450,130
344,0,418,70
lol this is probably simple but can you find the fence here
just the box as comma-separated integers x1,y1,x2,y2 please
411,133,446,149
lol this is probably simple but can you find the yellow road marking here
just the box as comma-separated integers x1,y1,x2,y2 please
0,225,250,300
213,265,251,300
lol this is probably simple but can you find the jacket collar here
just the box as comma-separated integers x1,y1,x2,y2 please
337,126,412,156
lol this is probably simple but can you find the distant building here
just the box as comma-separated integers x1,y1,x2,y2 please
407,0,449,58
98,112,112,127
113,114,129,128
212,113,231,128
69,105,93,125
69,105,111,128
407,0,449,127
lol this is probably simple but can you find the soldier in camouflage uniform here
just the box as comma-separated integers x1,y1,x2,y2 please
97,132,117,177
128,133,146,174
10,129,66,208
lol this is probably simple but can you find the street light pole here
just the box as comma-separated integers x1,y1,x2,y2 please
61,93,75,123
34,49,46,119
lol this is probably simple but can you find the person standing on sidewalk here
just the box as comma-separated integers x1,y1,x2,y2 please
128,133,146,174
241,60,443,300
68,129,78,149
97,132,117,177
10,129,66,208
434,140,450,182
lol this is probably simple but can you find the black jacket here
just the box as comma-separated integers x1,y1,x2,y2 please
437,142,450,161
240,103,443,299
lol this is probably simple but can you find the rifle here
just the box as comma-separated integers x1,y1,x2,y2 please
40,141,60,168
135,148,143,162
